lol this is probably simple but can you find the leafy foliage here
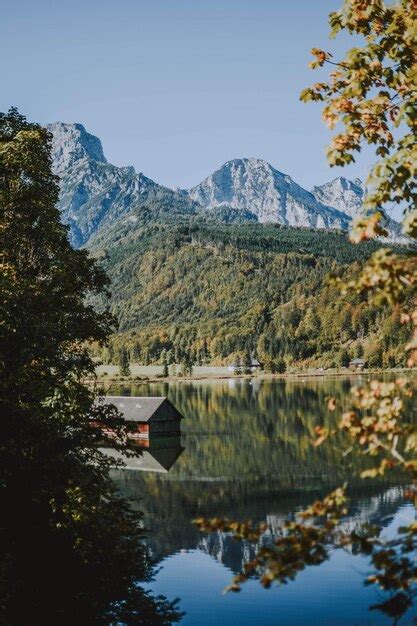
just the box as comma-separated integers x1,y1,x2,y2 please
196,1,417,621
0,108,181,624
300,0,416,348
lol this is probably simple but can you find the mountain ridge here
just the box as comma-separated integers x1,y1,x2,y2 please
48,122,176,247
47,122,373,247
189,157,353,229
44,122,408,370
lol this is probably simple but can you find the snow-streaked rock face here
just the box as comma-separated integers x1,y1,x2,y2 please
48,123,162,247
50,123,398,247
312,176,403,241
188,158,351,230
311,176,365,218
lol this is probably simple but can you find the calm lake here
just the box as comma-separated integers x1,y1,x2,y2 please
109,376,416,626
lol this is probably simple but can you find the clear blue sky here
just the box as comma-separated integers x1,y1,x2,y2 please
2,0,376,190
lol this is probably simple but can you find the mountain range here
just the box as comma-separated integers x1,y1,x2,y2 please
46,122,408,370
48,122,372,247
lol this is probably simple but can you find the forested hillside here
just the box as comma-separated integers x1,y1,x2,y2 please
48,120,411,373
88,212,411,370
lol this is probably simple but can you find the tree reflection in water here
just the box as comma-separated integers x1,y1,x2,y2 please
110,378,414,586
0,424,183,626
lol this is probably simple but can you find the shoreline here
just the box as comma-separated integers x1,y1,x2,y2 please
89,367,415,387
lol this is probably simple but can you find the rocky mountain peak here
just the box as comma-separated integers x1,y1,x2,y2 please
48,121,400,247
188,158,350,229
311,176,364,218
47,122,161,247
47,122,107,176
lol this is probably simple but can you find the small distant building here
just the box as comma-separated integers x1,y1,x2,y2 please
349,358,366,370
101,396,184,439
228,358,262,373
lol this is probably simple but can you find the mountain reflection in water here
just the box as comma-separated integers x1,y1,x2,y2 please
108,377,416,625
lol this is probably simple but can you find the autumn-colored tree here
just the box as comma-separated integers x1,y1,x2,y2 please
197,1,416,620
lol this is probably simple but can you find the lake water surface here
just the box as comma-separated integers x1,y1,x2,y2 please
109,377,416,625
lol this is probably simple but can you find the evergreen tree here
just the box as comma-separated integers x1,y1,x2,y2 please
131,341,141,363
338,349,350,368
119,346,131,377
161,349,169,377
181,353,193,377
202,338,209,362
143,348,150,366
275,359,286,374
243,352,252,375
355,343,364,358
107,342,115,364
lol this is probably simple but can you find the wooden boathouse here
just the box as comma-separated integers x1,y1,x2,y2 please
102,396,183,439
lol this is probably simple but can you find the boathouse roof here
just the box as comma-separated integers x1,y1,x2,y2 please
102,396,183,423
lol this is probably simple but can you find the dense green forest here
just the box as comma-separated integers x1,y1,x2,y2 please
87,209,412,371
